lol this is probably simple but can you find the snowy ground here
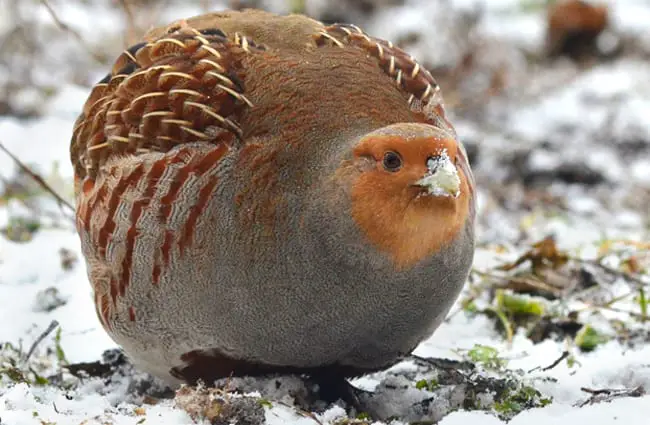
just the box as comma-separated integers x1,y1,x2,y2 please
1,0,649,424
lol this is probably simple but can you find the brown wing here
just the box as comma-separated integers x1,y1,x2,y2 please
144,10,453,135
70,26,263,183
71,10,454,184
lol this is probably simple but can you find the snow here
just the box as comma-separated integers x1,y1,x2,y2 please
442,398,650,425
1,0,650,424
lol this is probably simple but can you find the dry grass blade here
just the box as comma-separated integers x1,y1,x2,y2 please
0,140,75,215
474,269,566,298
39,0,106,64
528,350,570,373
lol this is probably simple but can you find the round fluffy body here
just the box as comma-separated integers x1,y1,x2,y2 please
71,9,476,385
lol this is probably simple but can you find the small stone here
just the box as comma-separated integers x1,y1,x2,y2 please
33,287,67,313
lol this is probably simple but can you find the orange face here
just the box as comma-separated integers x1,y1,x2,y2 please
347,127,474,270
352,134,467,200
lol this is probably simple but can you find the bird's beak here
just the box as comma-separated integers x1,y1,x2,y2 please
413,151,461,198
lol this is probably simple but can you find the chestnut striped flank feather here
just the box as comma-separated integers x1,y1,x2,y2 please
76,144,229,316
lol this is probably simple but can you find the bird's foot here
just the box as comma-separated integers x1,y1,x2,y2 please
303,374,375,418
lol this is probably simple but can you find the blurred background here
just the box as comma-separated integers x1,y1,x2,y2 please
0,0,648,248
0,2,649,422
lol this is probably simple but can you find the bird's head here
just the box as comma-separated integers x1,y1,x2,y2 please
336,123,475,270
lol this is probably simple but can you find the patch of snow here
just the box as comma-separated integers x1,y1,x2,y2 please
442,397,650,425
479,12,545,53
631,159,650,186
366,1,476,70
2,0,650,424
609,1,650,36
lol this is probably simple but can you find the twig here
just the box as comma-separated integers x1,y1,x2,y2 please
410,355,476,372
23,320,59,364
118,0,170,46
118,0,139,47
39,0,106,64
575,258,648,288
0,140,75,215
577,385,645,407
528,350,570,373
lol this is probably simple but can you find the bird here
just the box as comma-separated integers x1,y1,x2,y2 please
70,8,476,397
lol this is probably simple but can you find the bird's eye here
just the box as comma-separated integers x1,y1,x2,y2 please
382,151,402,172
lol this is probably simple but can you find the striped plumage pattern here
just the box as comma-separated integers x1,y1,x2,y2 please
70,9,474,386
76,144,228,329
71,28,259,330
71,28,258,181
71,15,455,181
72,17,456,317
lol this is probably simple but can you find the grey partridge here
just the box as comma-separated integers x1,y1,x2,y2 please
70,8,476,388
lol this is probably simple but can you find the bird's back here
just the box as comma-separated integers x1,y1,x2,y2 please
71,9,451,184
143,9,325,53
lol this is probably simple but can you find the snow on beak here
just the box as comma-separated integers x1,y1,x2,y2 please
413,150,460,197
